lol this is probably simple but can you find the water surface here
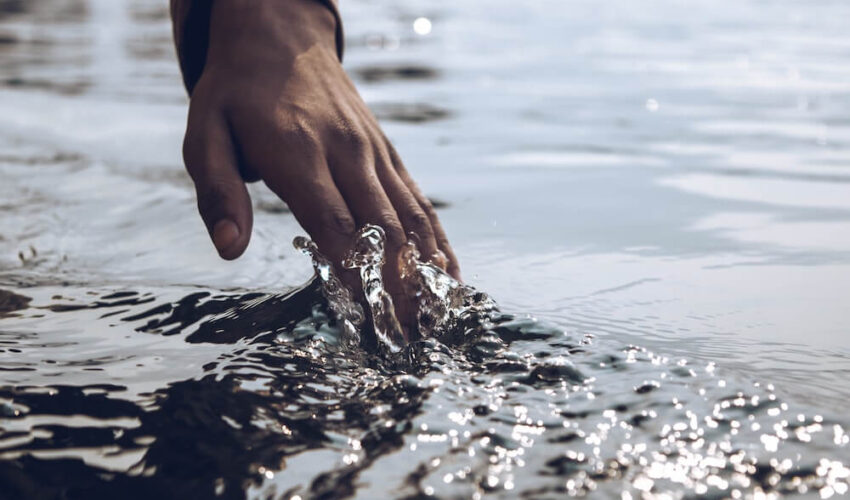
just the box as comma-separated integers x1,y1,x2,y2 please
1,0,849,498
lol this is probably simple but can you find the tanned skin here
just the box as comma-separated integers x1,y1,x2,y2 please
177,0,459,330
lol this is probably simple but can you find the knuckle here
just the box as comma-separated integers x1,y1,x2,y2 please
407,209,432,233
195,178,226,208
378,216,405,245
195,186,220,217
333,123,369,156
321,209,356,236
282,116,319,147
291,126,317,146
275,101,309,122
388,147,405,169
419,198,437,217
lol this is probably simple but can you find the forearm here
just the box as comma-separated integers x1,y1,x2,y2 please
170,0,344,94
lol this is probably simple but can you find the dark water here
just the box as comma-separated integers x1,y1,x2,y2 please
2,0,850,498
2,273,849,499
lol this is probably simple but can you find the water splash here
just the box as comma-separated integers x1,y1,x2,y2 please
398,237,498,338
296,224,498,353
293,236,363,348
340,225,406,353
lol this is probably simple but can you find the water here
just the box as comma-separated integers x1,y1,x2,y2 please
1,0,850,498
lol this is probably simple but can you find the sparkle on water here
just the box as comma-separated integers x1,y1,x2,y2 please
413,17,432,36
2,0,850,498
2,226,849,498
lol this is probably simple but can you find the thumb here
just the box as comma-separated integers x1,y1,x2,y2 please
183,115,253,260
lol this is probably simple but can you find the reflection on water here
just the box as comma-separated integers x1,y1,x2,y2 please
2,0,850,497
370,102,450,123
1,281,849,498
351,64,440,83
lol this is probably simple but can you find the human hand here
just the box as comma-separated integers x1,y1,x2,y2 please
180,0,460,331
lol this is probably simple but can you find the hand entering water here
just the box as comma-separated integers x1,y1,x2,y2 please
172,0,460,328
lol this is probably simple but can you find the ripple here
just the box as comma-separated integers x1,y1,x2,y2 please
352,64,440,83
0,278,847,498
370,102,451,123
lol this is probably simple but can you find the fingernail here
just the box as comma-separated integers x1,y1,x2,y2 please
212,219,240,258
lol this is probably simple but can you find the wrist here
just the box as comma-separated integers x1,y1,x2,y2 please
206,0,339,72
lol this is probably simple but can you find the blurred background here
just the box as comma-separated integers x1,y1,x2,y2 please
1,0,849,408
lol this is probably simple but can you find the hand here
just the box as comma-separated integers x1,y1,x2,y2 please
180,0,460,330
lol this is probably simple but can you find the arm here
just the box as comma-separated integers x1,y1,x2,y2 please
170,0,459,326
171,0,344,93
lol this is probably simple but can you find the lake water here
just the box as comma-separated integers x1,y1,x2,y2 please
1,0,849,498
